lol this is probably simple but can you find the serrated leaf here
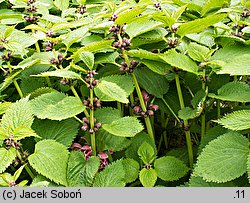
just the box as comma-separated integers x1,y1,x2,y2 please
178,107,199,120
160,50,199,74
95,52,119,64
188,175,235,187
94,80,129,103
216,110,250,131
126,18,163,39
208,81,250,102
122,158,140,183
17,57,40,70
0,148,16,173
80,156,100,186
187,42,210,62
96,129,130,152
95,107,121,124
126,49,162,61
30,92,85,121
176,14,227,37
103,116,143,137
0,102,12,115
1,97,33,133
0,69,22,92
115,7,144,25
248,154,250,183
134,67,169,98
79,51,94,69
154,156,189,181
32,70,83,80
201,0,228,16
138,142,156,164
140,59,170,75
139,168,157,187
54,0,69,11
125,132,156,162
28,140,69,186
12,126,40,141
93,159,125,187
191,90,206,108
195,132,249,183
32,118,79,147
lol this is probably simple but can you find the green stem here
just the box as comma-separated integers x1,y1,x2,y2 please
117,102,123,116
201,77,206,138
162,98,180,122
217,99,221,119
175,74,193,168
132,73,154,142
16,150,35,179
90,88,96,156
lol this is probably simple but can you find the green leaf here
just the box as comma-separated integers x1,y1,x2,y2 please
30,92,85,121
103,116,144,137
126,17,163,39
79,51,95,69
32,70,83,80
138,142,156,164
95,107,121,124
125,132,156,162
12,126,40,141
195,132,249,183
80,156,100,186
140,59,170,75
187,42,210,62
115,7,144,25
178,107,199,120
0,128,7,140
4,26,15,38
248,154,250,183
160,50,199,74
122,158,140,184
54,0,69,11
13,165,25,181
0,148,16,173
216,110,250,131
32,118,79,147
94,80,129,103
96,129,130,152
95,52,119,64
191,89,206,109
1,97,33,133
0,69,22,92
0,102,12,115
208,81,250,102
176,14,227,37
188,175,235,187
134,67,169,98
201,0,228,16
154,156,189,181
16,57,40,70
28,140,69,186
67,151,85,187
139,168,157,187
93,159,125,187
126,49,163,61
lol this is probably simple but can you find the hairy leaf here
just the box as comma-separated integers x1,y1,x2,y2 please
28,140,69,186
32,70,83,80
187,42,210,62
93,159,125,187
103,116,143,137
138,142,156,164
154,156,189,181
54,0,69,11
12,126,40,141
139,168,157,187
79,51,94,69
195,132,249,183
95,107,121,124
122,158,140,184
0,148,16,173
216,110,250,131
30,92,85,120
32,118,79,147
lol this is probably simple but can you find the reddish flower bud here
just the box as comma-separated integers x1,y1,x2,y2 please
133,106,141,113
147,110,154,116
89,128,94,134
98,152,108,160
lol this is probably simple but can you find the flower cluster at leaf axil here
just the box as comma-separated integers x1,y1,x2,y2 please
81,117,102,134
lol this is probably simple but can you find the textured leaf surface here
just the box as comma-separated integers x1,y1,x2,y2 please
160,50,199,74
94,81,129,103
1,98,33,133
140,59,170,75
79,51,94,69
126,18,162,39
178,107,198,120
216,110,250,131
154,156,189,181
187,42,210,62
122,158,140,184
32,118,79,147
195,132,249,183
0,102,12,115
30,92,85,120
33,70,83,80
95,107,121,124
138,142,156,164
139,168,157,187
93,159,125,187
54,0,69,11
103,116,143,137
176,14,227,37
0,148,16,173
95,52,119,64
115,7,143,25
28,140,69,186
208,81,250,102
134,67,169,98
12,126,40,141
247,154,250,184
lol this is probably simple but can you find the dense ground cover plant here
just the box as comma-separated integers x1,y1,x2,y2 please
0,0,250,187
